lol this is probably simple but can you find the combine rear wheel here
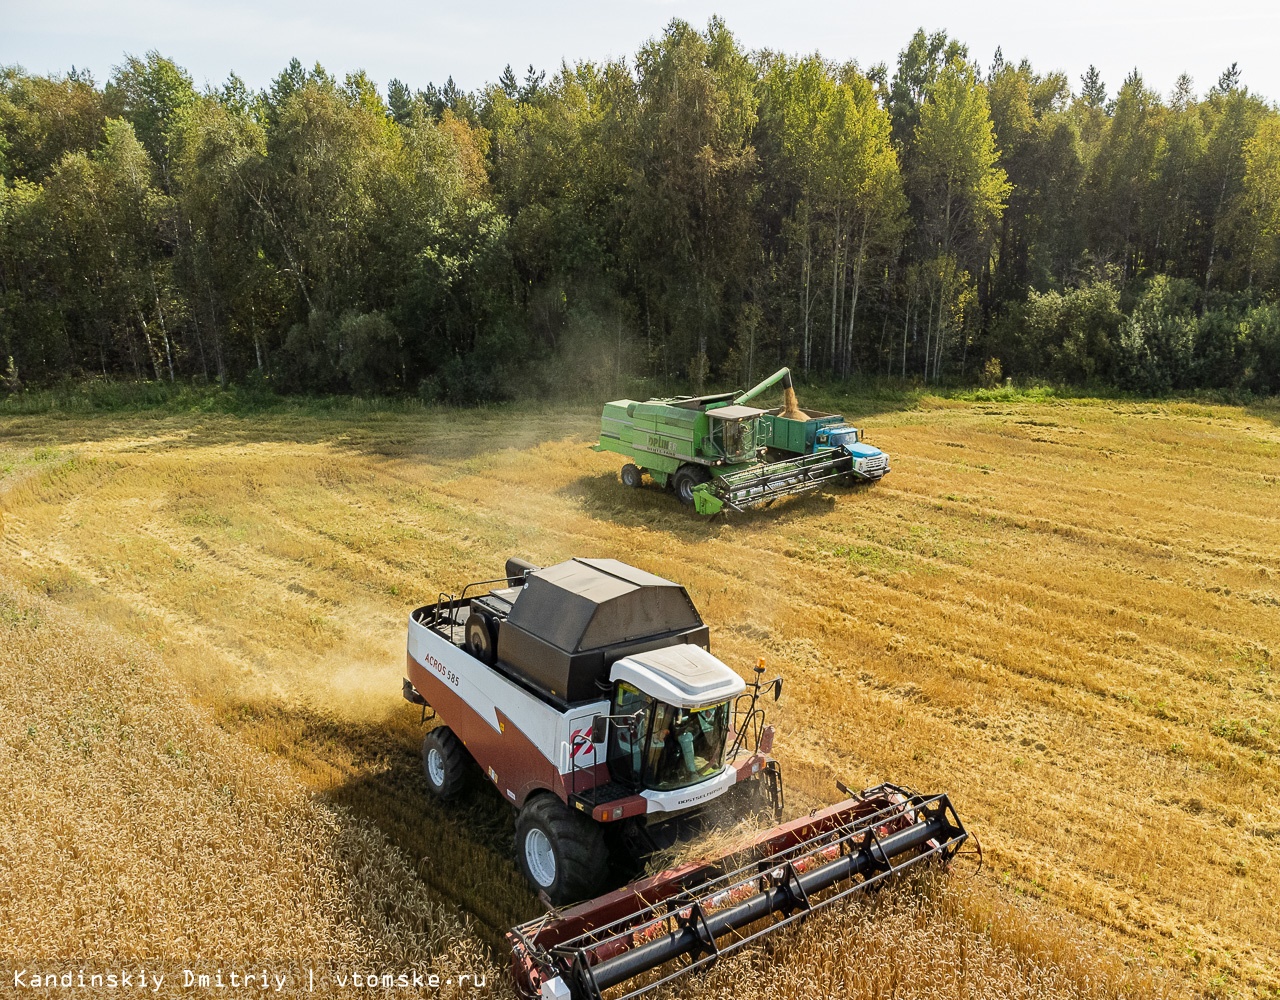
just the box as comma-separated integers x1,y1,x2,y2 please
620,463,643,488
422,726,471,799
516,794,610,906
672,464,711,505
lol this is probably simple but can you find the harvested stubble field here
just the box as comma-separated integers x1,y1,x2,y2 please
1,392,1278,999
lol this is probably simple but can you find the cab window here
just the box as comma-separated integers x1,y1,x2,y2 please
606,682,652,787
645,700,732,791
711,417,751,461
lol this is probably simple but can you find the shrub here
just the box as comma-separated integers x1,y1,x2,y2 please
1116,276,1198,393
418,350,508,405
334,311,404,396
1240,301,1280,395
1022,281,1123,383
1193,305,1245,388
277,309,406,396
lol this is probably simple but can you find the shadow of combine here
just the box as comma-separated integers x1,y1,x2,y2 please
564,469,864,539
325,756,541,954
219,701,541,953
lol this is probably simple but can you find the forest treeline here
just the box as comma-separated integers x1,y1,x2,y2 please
3,19,1280,401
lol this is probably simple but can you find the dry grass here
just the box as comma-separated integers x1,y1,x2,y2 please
658,872,1168,1000
0,582,495,995
2,393,1278,998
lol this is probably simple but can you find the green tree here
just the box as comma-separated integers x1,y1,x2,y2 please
0,66,115,181
988,59,1081,299
1080,66,1107,109
817,69,905,376
910,58,1009,379
757,53,829,370
1196,82,1268,291
888,29,968,150
1242,113,1280,291
628,18,759,382
1084,71,1162,283
170,88,274,381
106,52,197,185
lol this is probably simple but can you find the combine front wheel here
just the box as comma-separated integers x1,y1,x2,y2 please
673,464,711,505
422,726,471,799
516,794,610,906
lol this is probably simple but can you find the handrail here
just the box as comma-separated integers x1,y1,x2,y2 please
457,574,520,605
566,733,594,796
426,574,523,631
430,593,455,628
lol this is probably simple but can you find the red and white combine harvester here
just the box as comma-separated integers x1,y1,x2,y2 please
403,557,973,1000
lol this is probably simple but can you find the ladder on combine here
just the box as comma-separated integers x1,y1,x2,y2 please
509,784,972,1000
693,449,853,515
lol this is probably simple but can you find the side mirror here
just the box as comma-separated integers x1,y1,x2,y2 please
591,716,607,744
772,678,784,702
627,710,645,735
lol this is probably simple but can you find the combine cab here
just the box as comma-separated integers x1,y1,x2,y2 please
594,368,889,515
403,557,973,1000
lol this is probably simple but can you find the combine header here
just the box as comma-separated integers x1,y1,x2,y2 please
594,368,890,515
510,785,968,999
402,557,970,999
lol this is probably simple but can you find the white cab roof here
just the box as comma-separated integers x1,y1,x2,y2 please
610,645,746,709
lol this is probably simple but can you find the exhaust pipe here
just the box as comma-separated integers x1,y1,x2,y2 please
505,557,540,586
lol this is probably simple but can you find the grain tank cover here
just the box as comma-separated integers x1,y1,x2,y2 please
497,558,709,703
507,558,700,652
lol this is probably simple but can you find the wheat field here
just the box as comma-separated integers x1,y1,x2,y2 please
1,391,1277,998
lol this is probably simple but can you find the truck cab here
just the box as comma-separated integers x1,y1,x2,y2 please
762,410,890,481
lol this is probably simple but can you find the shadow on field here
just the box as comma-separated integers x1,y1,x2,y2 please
565,470,855,539
217,700,541,952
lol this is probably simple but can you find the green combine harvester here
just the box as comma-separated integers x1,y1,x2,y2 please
594,368,890,515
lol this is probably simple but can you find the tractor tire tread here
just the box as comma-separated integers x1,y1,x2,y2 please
517,794,610,905
673,464,712,506
422,726,471,799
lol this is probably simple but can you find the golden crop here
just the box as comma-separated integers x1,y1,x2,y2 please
1,393,1276,998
